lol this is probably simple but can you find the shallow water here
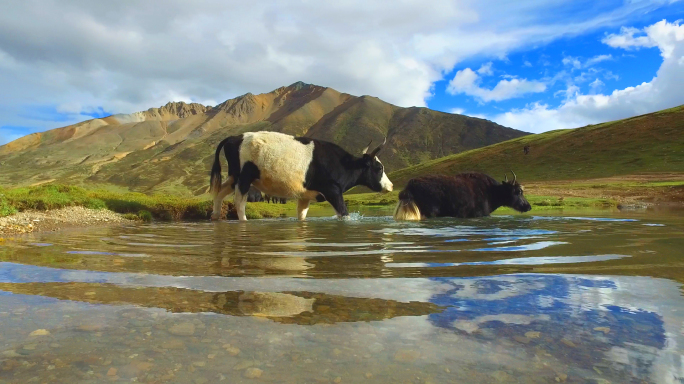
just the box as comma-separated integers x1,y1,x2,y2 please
1,208,683,383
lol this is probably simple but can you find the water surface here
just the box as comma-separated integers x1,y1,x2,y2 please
1,208,683,383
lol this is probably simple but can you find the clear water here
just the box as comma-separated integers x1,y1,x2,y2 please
1,207,683,383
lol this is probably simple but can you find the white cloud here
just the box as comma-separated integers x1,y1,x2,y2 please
589,78,604,93
450,107,466,114
0,1,678,142
523,60,533,67
477,62,494,76
603,26,657,50
492,20,684,133
447,68,546,102
563,54,613,70
585,54,613,66
603,20,684,58
562,56,582,69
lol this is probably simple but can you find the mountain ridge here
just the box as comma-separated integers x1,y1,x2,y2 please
0,82,528,196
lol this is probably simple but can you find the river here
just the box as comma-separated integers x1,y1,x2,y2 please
0,207,683,383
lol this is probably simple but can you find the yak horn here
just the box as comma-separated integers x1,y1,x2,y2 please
504,174,508,182
510,169,517,183
369,137,387,157
362,140,373,155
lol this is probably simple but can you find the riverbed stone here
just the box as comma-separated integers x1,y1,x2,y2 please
525,331,541,339
393,349,420,363
29,329,50,336
244,367,263,378
168,322,195,336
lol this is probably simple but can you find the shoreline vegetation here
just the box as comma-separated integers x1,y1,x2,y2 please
1,175,682,235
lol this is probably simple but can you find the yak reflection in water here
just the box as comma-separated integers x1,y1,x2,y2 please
0,282,443,325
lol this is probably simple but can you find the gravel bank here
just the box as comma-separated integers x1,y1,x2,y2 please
0,206,131,235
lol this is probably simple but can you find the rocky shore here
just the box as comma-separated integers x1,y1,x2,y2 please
0,206,130,235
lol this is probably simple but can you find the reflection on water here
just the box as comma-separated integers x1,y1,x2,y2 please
0,210,683,383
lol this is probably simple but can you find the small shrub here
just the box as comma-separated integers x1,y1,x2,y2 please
85,198,107,210
0,195,17,217
138,210,153,222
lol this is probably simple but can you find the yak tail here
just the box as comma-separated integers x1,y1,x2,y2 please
393,191,422,221
210,138,228,197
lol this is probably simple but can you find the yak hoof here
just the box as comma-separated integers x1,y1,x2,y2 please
210,212,221,221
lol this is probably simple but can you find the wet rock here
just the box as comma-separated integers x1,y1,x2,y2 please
513,336,531,344
161,339,186,349
333,377,342,383
22,344,37,350
556,373,568,382
594,327,610,334
168,322,195,336
560,339,576,348
525,331,541,339
29,329,50,336
233,360,260,370
193,361,206,367
393,349,420,363
368,343,384,353
107,368,117,376
244,367,263,378
365,372,373,378
223,345,240,356
77,324,105,332
492,370,513,382
1,350,22,358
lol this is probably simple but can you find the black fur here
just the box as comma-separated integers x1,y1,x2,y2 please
398,173,531,218
297,138,387,215
210,135,243,192
238,162,260,195
294,137,313,144
246,187,263,202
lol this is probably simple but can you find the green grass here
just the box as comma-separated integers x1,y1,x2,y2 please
0,184,294,221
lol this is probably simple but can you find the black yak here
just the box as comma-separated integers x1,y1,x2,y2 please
394,171,531,220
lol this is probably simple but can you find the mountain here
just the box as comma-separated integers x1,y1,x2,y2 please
0,82,527,196
388,105,684,187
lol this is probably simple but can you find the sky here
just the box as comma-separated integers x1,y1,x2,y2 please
1,0,683,145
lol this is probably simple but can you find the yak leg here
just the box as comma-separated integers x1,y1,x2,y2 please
297,199,311,220
234,189,248,221
326,191,348,218
235,162,260,221
211,176,234,220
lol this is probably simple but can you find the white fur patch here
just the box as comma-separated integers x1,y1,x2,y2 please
380,171,393,192
375,157,393,192
394,200,421,221
240,132,315,199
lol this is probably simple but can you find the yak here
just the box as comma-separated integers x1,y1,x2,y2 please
210,131,393,221
394,171,531,220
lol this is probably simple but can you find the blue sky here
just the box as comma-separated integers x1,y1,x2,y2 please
1,0,684,144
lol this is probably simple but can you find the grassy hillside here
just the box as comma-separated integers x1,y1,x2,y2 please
0,82,525,195
388,105,684,187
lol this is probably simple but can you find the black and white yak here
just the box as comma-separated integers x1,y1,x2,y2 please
394,172,532,220
210,131,393,220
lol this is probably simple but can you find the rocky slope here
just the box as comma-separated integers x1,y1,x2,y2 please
0,82,527,196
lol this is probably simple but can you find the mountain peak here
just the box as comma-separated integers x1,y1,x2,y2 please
288,81,312,90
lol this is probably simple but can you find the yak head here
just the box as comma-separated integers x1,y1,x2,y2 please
359,138,393,193
500,170,531,213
